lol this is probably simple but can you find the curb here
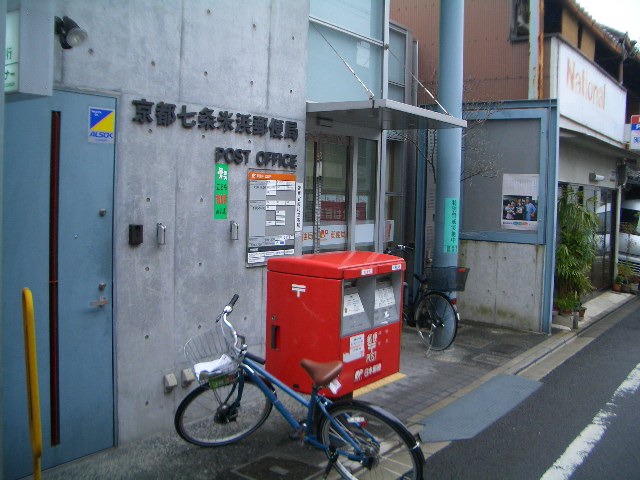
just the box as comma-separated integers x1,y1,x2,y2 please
408,293,636,453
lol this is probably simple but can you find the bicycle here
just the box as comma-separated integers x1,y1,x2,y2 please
383,245,468,353
174,294,425,479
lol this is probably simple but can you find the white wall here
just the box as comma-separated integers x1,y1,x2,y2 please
558,138,620,188
54,0,309,441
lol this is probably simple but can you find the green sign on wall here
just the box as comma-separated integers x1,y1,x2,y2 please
214,163,228,220
444,197,459,254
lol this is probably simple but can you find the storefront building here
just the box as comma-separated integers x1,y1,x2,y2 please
391,0,639,333
2,1,464,477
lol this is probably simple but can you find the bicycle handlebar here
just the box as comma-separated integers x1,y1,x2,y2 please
229,293,239,308
384,244,414,255
216,294,241,354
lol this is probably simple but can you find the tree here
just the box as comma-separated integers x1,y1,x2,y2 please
554,186,599,311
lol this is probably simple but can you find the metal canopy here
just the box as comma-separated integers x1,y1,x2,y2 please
306,98,467,131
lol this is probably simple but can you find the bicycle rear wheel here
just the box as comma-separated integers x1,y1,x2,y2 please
414,291,458,351
174,372,272,447
318,400,424,479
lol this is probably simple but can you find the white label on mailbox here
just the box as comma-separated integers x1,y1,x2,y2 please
343,333,365,363
375,286,395,309
392,263,402,271
343,292,365,316
361,268,374,276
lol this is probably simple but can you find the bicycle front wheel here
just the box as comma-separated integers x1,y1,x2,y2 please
174,372,272,447
318,400,424,479
414,291,458,351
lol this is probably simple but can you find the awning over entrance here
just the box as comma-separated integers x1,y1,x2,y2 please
307,98,467,131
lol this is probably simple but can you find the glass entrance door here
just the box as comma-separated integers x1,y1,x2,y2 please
303,136,379,253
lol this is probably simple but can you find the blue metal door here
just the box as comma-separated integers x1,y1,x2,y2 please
3,90,115,478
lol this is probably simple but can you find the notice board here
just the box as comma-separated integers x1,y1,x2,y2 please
247,171,300,265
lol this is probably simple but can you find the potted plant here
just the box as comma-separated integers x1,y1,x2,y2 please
554,186,599,312
613,275,623,292
554,293,579,316
617,263,634,293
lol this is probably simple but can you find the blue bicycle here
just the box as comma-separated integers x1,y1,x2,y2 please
174,294,425,479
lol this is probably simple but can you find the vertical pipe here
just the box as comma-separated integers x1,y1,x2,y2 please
538,0,545,99
528,0,545,99
434,0,464,268
528,0,540,99
49,111,61,445
0,0,6,463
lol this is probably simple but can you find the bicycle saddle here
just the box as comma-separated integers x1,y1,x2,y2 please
300,359,342,387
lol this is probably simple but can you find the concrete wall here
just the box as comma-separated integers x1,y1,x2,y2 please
457,240,546,332
54,0,309,441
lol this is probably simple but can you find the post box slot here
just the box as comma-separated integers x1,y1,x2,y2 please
374,274,401,326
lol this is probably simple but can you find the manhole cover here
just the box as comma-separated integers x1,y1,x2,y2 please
488,343,521,355
232,454,323,480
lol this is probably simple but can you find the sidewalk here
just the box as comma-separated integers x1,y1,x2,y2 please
40,291,636,479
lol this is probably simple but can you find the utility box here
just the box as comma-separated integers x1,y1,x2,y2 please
265,251,404,397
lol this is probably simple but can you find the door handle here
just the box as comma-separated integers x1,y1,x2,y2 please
90,296,109,308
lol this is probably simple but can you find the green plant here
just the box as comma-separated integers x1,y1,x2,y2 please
617,263,634,284
554,186,599,306
554,292,579,312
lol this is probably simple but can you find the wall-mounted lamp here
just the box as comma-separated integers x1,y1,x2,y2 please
54,16,88,49
589,172,605,182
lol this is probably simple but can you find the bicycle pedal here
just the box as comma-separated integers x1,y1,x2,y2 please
288,423,306,441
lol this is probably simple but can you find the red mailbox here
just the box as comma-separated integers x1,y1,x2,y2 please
266,251,405,397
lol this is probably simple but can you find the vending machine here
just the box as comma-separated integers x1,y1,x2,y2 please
265,251,404,396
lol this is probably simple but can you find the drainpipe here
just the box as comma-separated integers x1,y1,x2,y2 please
433,0,464,269
528,0,544,99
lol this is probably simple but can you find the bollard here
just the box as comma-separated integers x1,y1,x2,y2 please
22,288,42,480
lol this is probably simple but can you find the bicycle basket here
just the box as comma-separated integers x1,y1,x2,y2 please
424,266,470,291
184,327,238,383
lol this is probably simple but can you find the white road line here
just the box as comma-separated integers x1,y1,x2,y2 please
540,363,640,480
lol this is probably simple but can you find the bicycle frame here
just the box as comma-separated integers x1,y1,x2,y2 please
238,356,373,462
209,299,375,464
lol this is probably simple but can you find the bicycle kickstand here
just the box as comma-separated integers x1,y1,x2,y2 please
322,446,339,479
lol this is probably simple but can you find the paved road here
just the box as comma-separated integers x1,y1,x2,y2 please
423,299,640,479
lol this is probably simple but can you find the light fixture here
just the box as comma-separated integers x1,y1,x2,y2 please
589,172,605,182
54,16,87,49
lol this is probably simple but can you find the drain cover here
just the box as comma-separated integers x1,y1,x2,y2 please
488,343,521,355
232,454,323,480
472,353,507,367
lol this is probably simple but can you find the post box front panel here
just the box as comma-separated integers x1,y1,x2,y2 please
266,271,343,393
338,323,401,394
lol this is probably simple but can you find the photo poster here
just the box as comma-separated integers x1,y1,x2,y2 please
501,174,539,230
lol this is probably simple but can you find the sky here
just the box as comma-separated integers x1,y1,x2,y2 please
575,0,640,44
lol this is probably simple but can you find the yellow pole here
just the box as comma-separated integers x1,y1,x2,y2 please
22,288,42,480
